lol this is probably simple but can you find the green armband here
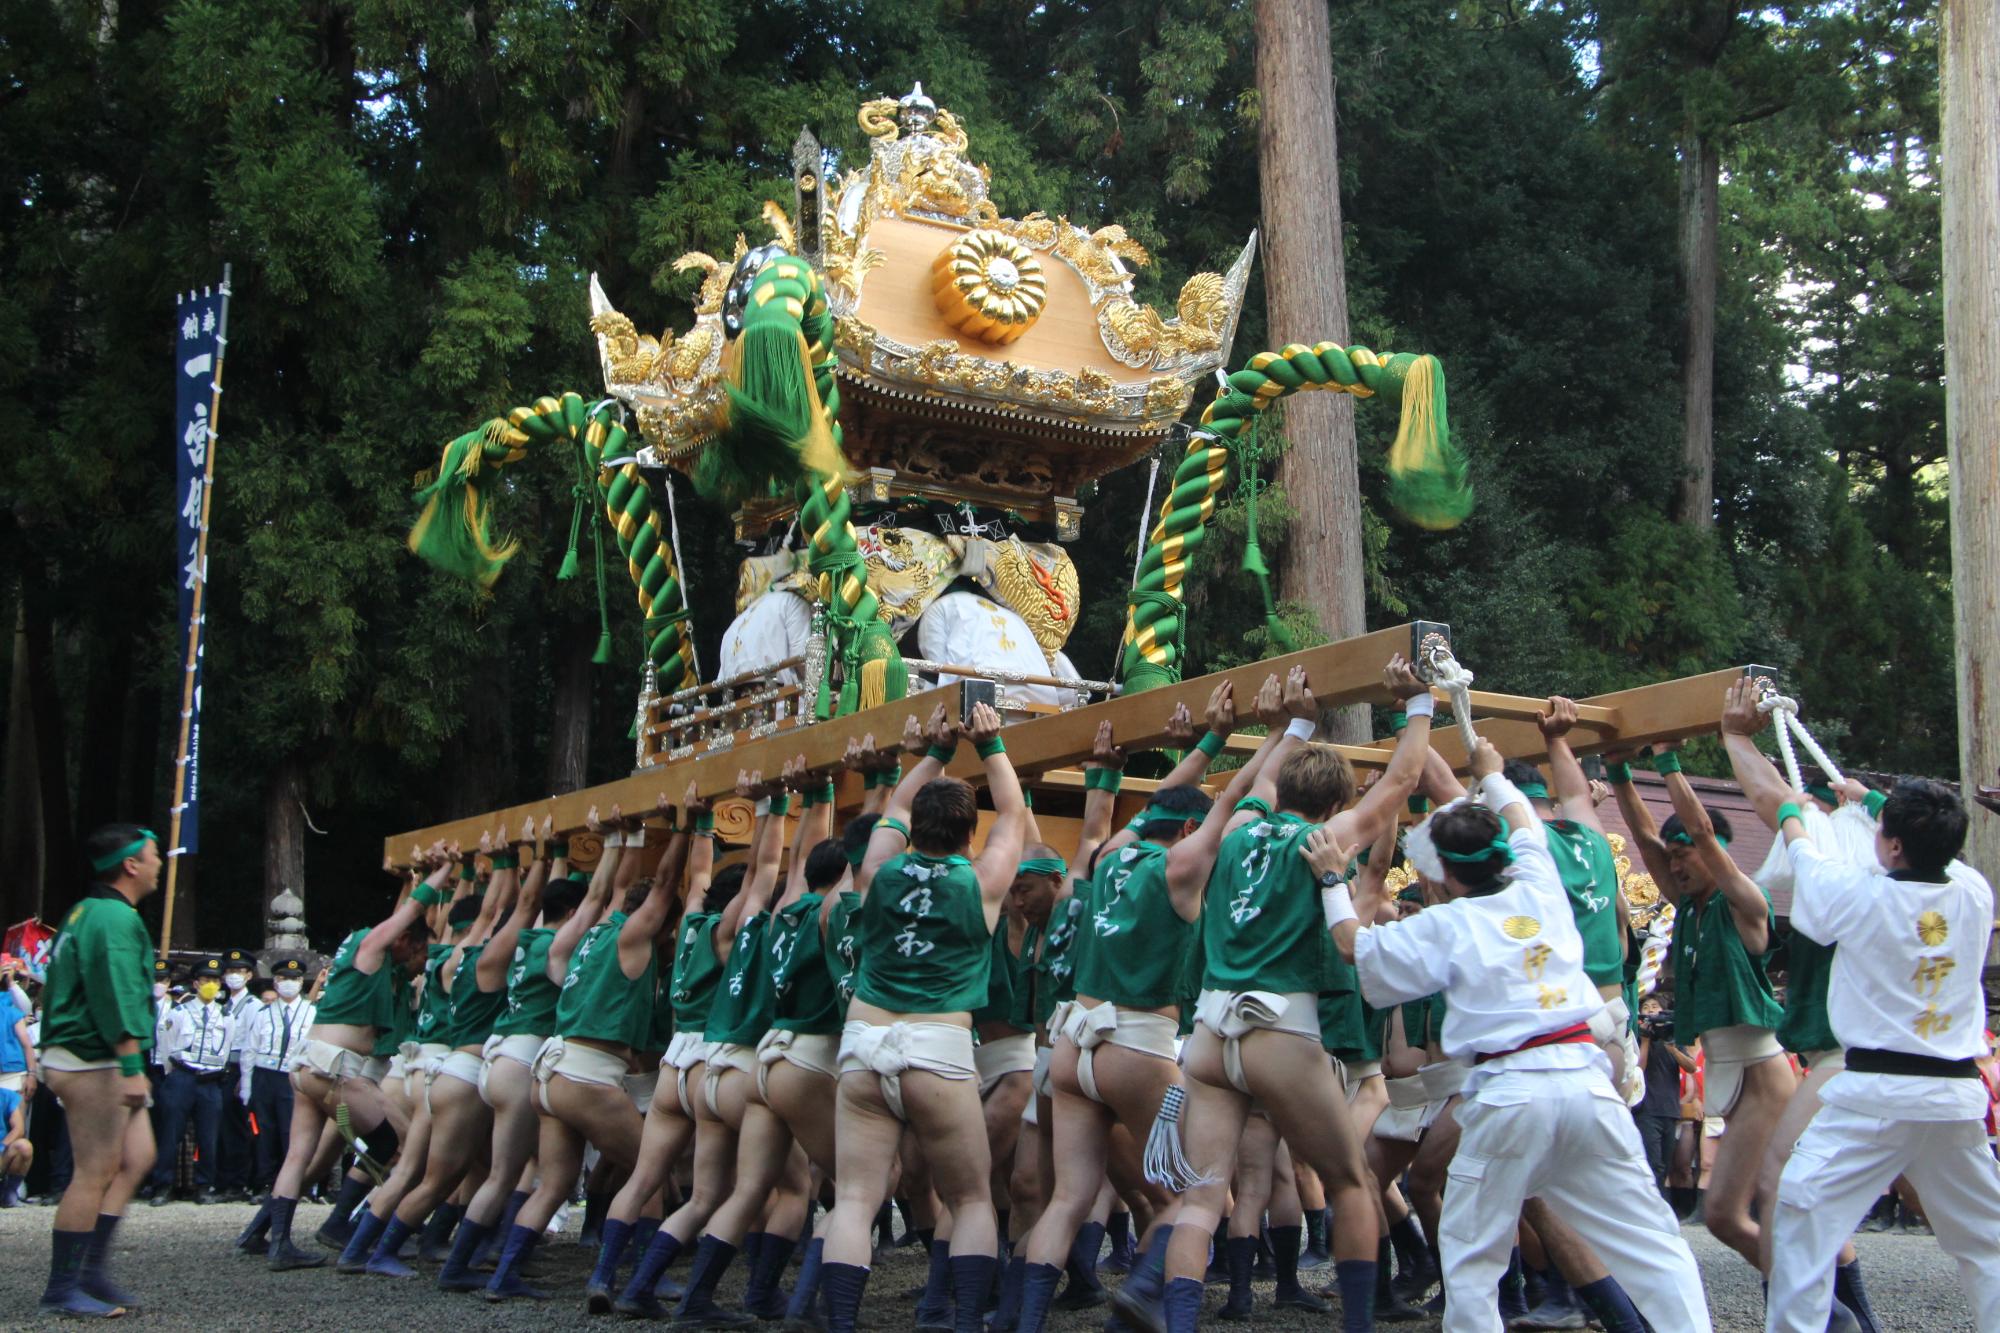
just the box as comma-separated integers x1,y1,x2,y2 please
1389,710,1408,735
925,743,957,766
457,861,477,881
1085,767,1123,793
1407,795,1430,816
1864,789,1887,818
1022,788,1034,811
488,853,517,870
879,817,911,840
118,1053,145,1078
412,882,446,908
1605,761,1633,785
768,794,791,818
1775,801,1804,828
692,811,715,834
975,736,1005,760
1196,731,1225,759
816,780,837,807
547,839,570,860
1651,751,1682,775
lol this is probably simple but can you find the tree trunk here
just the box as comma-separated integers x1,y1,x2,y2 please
1676,130,1720,527
1,600,45,926
263,758,306,950
546,626,593,795
1256,0,1368,743
1943,0,2000,887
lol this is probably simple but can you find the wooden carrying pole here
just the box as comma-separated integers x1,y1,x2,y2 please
160,266,231,956
384,621,1446,862
383,622,1762,866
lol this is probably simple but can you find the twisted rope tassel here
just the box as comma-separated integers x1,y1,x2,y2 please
405,391,700,691
589,413,698,693
721,255,906,717
1118,343,1472,692
1755,690,1845,792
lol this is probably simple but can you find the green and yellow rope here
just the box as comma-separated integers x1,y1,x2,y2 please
407,391,699,693
721,257,906,717
1118,343,1470,692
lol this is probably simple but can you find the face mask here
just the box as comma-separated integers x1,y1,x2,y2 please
225,973,248,992
196,980,220,1003
153,983,167,1000
275,979,302,1000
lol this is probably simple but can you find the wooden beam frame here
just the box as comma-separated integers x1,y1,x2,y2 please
1362,665,1778,769
384,622,1448,863
384,624,1759,865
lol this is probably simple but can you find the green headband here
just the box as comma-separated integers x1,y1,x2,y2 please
1438,838,1514,865
1664,830,1731,849
1017,856,1067,878
1805,785,1836,806
91,830,158,874
1518,783,1550,801
1135,804,1204,828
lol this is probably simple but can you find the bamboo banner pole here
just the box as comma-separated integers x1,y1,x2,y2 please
161,264,231,957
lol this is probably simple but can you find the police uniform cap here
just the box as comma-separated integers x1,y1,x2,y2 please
272,958,306,977
153,959,169,976
223,949,255,971
194,957,222,978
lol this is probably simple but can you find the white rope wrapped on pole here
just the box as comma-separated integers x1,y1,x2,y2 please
1755,686,1844,791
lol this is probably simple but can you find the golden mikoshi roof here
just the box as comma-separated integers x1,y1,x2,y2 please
588,85,1257,481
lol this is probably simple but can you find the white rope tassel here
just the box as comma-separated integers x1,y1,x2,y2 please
1420,641,1480,755
1756,691,1845,790
662,473,700,681
1143,1084,1216,1192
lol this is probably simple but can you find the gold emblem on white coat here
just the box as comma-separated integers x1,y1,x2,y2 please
1503,916,1541,940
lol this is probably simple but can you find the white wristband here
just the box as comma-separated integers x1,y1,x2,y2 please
755,797,773,818
1321,885,1358,929
1285,717,1317,742
1403,693,1436,719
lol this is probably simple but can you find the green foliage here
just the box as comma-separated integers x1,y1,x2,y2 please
0,0,1955,943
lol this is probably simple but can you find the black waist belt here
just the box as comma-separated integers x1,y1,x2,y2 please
1845,1047,1979,1079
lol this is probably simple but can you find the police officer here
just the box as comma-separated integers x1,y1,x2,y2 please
240,959,316,1195
149,957,231,1204
217,949,259,1199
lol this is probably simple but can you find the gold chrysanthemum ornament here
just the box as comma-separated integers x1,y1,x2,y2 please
931,230,1047,343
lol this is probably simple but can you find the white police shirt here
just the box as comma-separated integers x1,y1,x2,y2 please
224,988,259,1062
1355,816,1606,1094
1788,837,1994,1121
247,996,316,1071
164,998,232,1073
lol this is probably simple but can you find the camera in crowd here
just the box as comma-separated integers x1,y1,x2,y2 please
1637,1009,1675,1039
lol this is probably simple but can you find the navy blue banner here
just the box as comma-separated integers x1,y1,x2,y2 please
173,285,226,857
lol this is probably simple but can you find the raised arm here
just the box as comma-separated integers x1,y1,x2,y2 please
1073,721,1129,877
1719,678,1804,837
718,769,788,952
623,797,690,973
1167,671,1298,918
1352,795,1403,926
1324,655,1434,846
783,757,836,910
548,805,622,982
1657,739,1770,954
448,825,516,990
1539,697,1604,832
482,817,551,990
1157,690,1226,792
1604,748,1678,902
968,702,1028,909
358,845,450,973
1305,825,1364,961
858,705,955,891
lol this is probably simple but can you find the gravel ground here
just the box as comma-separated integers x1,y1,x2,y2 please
0,1198,1975,1330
